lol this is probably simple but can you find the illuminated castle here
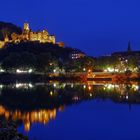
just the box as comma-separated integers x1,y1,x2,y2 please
12,23,55,43
0,23,64,48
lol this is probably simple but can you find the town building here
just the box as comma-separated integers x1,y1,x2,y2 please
112,42,140,59
69,50,86,59
111,42,140,70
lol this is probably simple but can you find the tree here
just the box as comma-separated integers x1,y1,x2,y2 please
1,52,36,71
1,53,21,70
64,56,95,72
36,53,58,72
127,56,138,70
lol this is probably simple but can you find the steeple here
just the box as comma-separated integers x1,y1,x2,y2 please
127,41,132,52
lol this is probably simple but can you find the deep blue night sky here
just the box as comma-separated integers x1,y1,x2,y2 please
0,0,140,56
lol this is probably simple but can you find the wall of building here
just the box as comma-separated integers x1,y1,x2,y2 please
0,23,57,48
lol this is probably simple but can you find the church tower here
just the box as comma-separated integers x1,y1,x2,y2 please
127,41,132,52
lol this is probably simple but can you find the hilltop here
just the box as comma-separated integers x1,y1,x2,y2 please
0,41,78,60
0,40,88,73
0,22,94,74
0,21,22,40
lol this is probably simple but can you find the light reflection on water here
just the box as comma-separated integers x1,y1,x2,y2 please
0,81,140,139
0,106,65,132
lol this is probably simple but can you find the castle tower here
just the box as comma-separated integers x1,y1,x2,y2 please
23,23,30,40
23,23,30,33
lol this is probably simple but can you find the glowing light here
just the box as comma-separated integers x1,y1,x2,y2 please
105,84,114,90
72,96,79,101
0,85,3,89
88,69,91,73
71,84,74,88
50,91,53,96
15,83,33,89
25,122,30,132
0,69,4,72
28,69,33,73
90,93,92,97
107,67,114,72
16,83,22,88
62,83,66,88
114,69,119,72
83,85,86,89
83,68,86,71
16,69,33,74
88,85,92,91
132,85,139,91
104,69,108,72
53,69,56,73
104,67,118,72
126,95,129,99
16,69,22,73
29,83,33,88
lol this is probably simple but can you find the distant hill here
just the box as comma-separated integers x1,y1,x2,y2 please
0,41,87,72
0,41,80,61
0,21,22,40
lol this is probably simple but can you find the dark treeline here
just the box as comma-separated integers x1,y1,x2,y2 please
0,41,95,73
0,41,139,73
0,41,73,72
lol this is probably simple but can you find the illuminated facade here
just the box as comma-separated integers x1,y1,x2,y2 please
12,23,56,44
0,34,9,48
70,50,86,59
0,23,65,48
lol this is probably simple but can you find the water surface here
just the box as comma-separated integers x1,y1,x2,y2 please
0,82,140,140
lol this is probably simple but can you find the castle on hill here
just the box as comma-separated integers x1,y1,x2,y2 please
0,23,64,48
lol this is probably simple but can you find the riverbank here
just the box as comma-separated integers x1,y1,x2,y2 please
89,72,140,82
0,72,139,84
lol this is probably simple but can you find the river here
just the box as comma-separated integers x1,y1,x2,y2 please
0,81,140,140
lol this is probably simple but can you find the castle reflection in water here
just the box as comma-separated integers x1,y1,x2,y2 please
0,105,64,132
0,81,139,132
